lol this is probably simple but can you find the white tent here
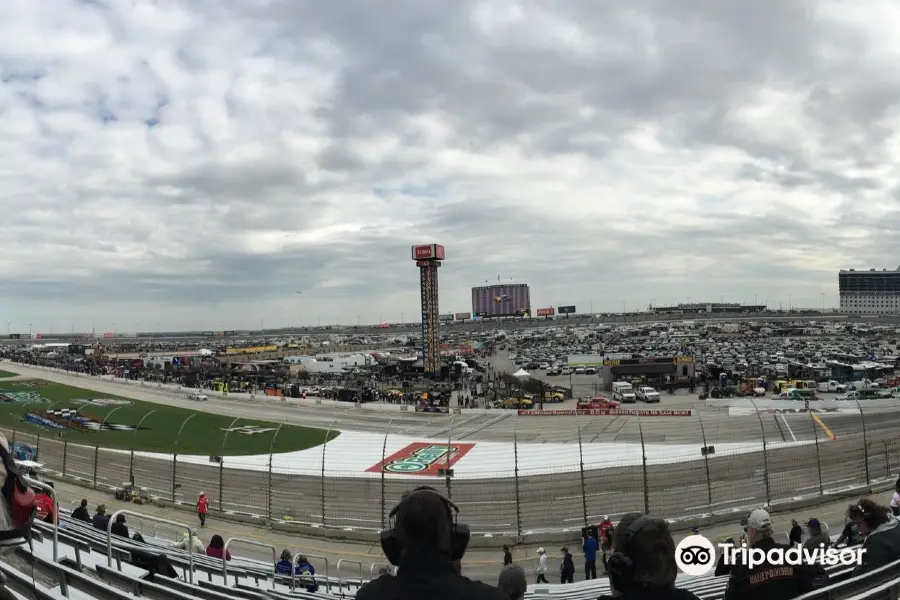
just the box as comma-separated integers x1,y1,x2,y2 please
513,368,530,377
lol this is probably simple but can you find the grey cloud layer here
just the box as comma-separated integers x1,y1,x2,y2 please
1,0,898,329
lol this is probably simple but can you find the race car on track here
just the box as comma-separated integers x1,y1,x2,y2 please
577,396,620,410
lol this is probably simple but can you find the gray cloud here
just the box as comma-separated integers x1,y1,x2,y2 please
0,0,898,331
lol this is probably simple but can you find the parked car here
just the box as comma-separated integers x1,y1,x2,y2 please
636,386,661,403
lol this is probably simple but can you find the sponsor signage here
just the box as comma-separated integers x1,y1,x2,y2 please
439,314,454,323
224,330,235,336
675,356,695,364
536,308,555,317
366,442,475,475
219,425,277,435
454,312,471,320
224,345,278,355
8,334,20,340
558,305,576,314
411,244,445,261
202,331,213,337
103,333,115,338
414,405,450,413
517,409,693,417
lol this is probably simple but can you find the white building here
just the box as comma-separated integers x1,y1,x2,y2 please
839,267,900,314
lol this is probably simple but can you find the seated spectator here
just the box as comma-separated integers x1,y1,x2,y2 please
724,509,815,600
355,486,505,600
110,514,129,538
600,512,702,600
206,534,232,561
92,505,109,531
176,529,204,554
71,499,90,522
295,554,318,593
847,499,900,575
836,517,860,547
276,549,296,575
498,565,526,600
715,538,735,576
803,519,830,551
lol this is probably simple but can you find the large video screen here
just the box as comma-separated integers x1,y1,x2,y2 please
471,283,531,317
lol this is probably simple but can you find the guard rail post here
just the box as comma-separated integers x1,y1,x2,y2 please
107,510,194,584
222,537,276,589
336,558,364,592
62,440,68,477
293,552,329,594
380,420,394,530
320,421,336,528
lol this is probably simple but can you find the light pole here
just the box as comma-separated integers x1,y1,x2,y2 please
821,293,826,312
5,322,9,336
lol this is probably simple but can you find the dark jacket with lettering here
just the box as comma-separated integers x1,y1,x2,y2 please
723,537,815,600
599,584,702,600
855,516,900,575
355,549,506,600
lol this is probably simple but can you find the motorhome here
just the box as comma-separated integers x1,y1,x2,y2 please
612,381,636,403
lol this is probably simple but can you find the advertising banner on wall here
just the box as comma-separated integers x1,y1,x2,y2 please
439,314,454,323
454,312,471,320
518,409,693,417
536,308,555,317
557,305,576,314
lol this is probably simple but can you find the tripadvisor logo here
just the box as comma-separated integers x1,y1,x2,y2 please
384,445,459,473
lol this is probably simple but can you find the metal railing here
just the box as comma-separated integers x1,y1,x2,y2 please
222,537,276,588
292,552,329,593
106,510,194,584
24,477,58,561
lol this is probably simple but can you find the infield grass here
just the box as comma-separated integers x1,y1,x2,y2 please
0,379,335,454
0,370,18,379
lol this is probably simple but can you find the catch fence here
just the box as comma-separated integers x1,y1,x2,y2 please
2,399,894,538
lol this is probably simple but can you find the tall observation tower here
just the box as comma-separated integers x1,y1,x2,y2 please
411,244,445,376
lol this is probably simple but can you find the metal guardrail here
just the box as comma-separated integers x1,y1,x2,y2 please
222,537,276,589
292,552,329,594
24,477,58,562
107,509,194,584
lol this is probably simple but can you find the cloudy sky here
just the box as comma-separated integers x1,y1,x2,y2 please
2,0,899,333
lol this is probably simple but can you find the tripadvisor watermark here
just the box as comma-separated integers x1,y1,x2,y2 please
675,534,865,576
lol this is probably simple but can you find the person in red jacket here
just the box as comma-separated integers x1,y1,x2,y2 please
197,492,209,527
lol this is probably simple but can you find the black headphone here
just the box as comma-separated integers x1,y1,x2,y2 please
607,516,651,592
380,486,471,566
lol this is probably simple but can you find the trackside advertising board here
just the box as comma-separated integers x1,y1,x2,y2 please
518,409,693,417
366,442,476,475
536,308,555,317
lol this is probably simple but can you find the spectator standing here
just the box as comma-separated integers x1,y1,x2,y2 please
497,565,526,600
789,519,802,546
206,534,232,561
71,499,90,522
197,492,209,527
803,519,830,551
600,512,701,600
110,514,129,538
560,547,575,583
535,547,548,583
502,545,512,566
847,499,900,575
890,483,900,517
583,530,598,580
724,509,815,600
92,505,109,531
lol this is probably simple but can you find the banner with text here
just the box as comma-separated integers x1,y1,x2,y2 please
455,312,471,320
558,305,576,314
536,308,555,317
518,409,692,417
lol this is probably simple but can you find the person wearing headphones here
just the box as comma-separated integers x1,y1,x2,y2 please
724,509,815,600
847,498,900,575
356,486,505,600
600,512,701,600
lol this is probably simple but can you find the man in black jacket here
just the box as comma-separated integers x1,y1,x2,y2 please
71,499,90,522
356,487,505,600
560,547,575,583
724,509,815,600
788,520,802,546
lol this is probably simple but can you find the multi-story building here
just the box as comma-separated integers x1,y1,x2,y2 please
838,267,900,314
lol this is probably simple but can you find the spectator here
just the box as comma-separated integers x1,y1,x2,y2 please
295,555,318,593
583,531,598,580
535,547,548,583
502,545,512,566
176,529,204,554
110,514,129,538
197,492,209,527
497,565,527,600
803,519,830,551
71,499,90,522
724,509,815,600
890,483,900,517
789,519,802,546
601,512,700,600
836,517,860,547
847,499,900,575
599,515,614,551
33,488,55,524
715,538,735,576
560,547,575,583
206,534,231,561
355,486,505,600
276,549,296,575
92,505,109,531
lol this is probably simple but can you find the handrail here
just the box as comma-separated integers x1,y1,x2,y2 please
292,552,329,593
23,477,58,562
337,558,363,587
107,509,194,584
222,537,276,589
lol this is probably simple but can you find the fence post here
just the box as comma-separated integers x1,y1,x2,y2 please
172,414,197,503
750,401,772,506
637,417,650,514
62,440,68,477
577,420,588,526
266,421,286,520
129,410,157,485
219,417,241,512
855,400,871,486
697,412,713,508
380,419,394,531
94,406,125,488
35,431,41,462
445,416,455,500
320,420,336,528
10,429,15,445
809,410,824,497
513,415,522,542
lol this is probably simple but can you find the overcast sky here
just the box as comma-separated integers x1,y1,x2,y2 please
2,0,899,333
